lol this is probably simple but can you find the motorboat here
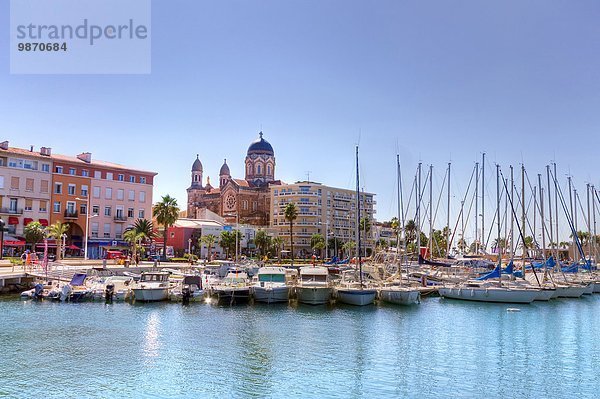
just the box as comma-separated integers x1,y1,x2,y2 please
296,266,332,305
131,272,170,302
170,275,205,303
251,266,290,304
209,267,251,305
89,276,134,302
335,270,376,306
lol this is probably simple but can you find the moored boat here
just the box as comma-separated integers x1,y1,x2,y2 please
251,266,290,304
131,272,170,302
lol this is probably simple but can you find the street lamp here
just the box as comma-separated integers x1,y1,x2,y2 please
75,196,96,260
0,217,4,260
61,233,67,259
188,238,192,255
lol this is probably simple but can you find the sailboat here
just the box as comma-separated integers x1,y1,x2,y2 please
379,154,421,305
336,146,377,306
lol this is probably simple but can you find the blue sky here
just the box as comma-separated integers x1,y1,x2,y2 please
2,0,600,243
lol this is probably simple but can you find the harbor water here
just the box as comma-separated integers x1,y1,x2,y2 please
1,296,600,398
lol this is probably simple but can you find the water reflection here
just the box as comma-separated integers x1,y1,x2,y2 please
143,311,161,359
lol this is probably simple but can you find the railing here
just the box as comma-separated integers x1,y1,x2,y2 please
64,210,78,218
0,207,23,214
114,215,127,222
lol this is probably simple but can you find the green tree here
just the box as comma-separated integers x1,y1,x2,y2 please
47,221,69,261
254,230,270,257
404,219,417,245
200,234,218,261
310,233,325,256
153,195,180,260
219,230,241,259
271,236,284,259
283,203,298,263
342,240,356,258
24,221,46,251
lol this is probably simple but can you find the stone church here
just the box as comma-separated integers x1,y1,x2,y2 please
186,132,282,226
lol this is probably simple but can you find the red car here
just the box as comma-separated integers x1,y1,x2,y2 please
106,250,125,260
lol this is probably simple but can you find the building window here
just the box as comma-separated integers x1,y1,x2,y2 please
68,184,76,195
118,174,124,181
93,186,100,198
257,164,262,174
81,169,89,177
138,209,145,218
53,202,61,213
92,205,99,215
55,166,63,174
10,176,19,190
66,202,76,213
103,223,111,238
129,176,135,183
139,191,146,202
54,182,62,194
105,187,112,199
128,190,135,201
39,201,47,212
117,189,124,200
94,171,101,179
106,172,113,181
80,204,87,215
242,200,248,210
115,224,122,239
127,208,134,218
140,177,146,184
69,168,76,175
25,199,33,211
253,201,257,211
81,185,88,197
41,164,50,172
91,222,99,238
25,178,34,191
104,206,111,216
41,180,49,193
267,165,271,175
116,206,124,218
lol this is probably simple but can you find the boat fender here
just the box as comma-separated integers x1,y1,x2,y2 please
485,289,489,297
470,289,474,297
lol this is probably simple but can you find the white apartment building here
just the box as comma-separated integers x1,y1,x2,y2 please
270,181,376,258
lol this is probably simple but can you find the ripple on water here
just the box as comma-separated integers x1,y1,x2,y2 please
1,296,600,398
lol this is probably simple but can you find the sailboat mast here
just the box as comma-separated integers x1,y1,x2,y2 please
447,162,451,257
475,162,479,254
429,164,433,260
547,166,554,255
521,165,526,270
417,162,422,260
482,153,486,253
356,145,362,286
568,176,574,260
496,164,501,285
593,186,597,262
554,163,559,257
396,154,402,256
539,174,546,258
510,165,515,257
587,184,592,260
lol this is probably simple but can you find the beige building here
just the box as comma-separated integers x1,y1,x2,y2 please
270,181,376,258
0,142,53,239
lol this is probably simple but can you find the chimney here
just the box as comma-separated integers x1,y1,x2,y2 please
30,145,34,152
40,147,52,156
0,141,8,150
77,152,92,163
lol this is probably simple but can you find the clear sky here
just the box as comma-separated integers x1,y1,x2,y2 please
1,0,600,244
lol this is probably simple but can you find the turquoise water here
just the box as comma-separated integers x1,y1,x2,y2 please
1,296,600,398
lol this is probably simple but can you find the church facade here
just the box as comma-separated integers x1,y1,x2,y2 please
186,132,282,226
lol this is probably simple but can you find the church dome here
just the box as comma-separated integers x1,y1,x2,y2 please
219,159,230,175
247,132,274,155
192,154,203,172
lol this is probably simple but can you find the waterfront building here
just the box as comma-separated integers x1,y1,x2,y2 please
270,181,376,258
51,152,156,259
0,142,53,249
186,132,282,227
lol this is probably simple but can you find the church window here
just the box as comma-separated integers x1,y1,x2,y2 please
194,175,198,182
267,165,271,175
242,200,248,210
247,164,252,174
253,201,257,211
257,164,262,174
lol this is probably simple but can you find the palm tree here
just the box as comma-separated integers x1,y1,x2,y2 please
24,221,46,251
404,219,417,245
153,195,180,260
271,237,284,260
47,221,69,261
310,233,325,257
124,219,156,262
200,234,218,261
342,240,356,258
390,217,400,247
123,228,144,263
283,203,298,263
254,230,270,257
132,218,156,239
219,230,239,259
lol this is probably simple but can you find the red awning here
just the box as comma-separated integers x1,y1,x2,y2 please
39,219,49,226
24,218,33,226
8,216,19,225
4,240,25,246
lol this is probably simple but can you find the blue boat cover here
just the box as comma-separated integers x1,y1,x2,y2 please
70,273,87,286
502,261,514,275
476,264,501,280
325,256,339,265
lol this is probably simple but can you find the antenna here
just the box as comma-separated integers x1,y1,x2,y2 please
305,171,311,182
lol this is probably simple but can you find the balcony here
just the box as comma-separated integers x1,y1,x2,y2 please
0,207,23,215
114,215,127,223
64,210,78,219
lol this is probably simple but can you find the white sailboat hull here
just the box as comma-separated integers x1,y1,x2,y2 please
336,289,377,306
380,288,420,305
439,286,539,304
297,286,332,305
132,288,169,302
533,289,555,301
553,285,586,298
252,286,289,303
593,282,600,293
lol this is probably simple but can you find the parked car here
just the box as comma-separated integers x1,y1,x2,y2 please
106,250,125,260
